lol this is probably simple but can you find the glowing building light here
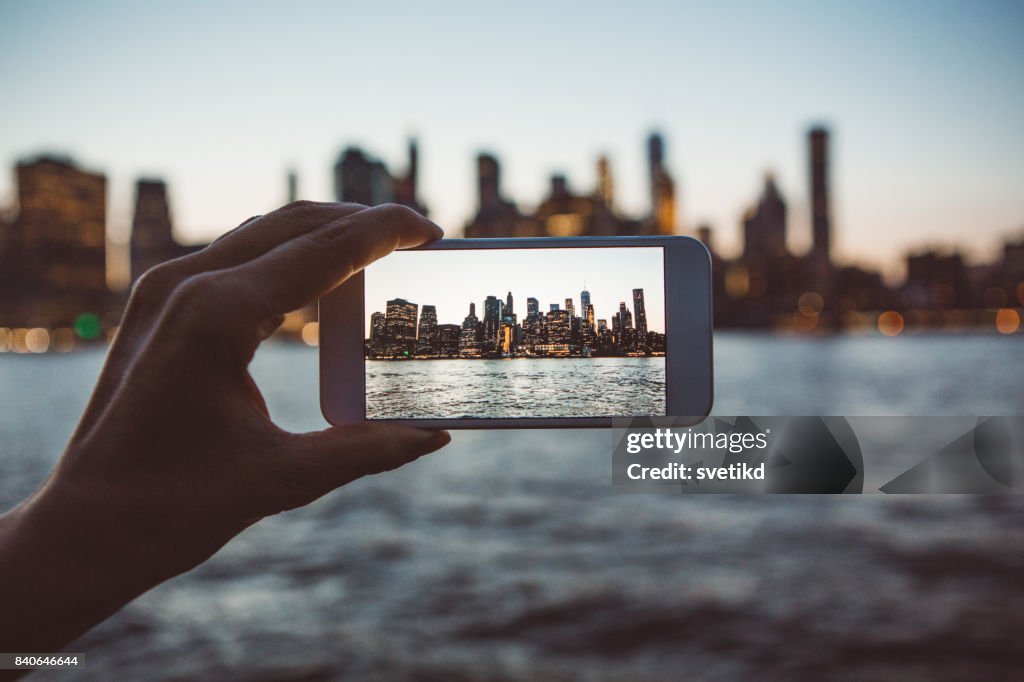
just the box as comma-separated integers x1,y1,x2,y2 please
793,311,818,332
26,328,50,353
725,266,749,298
53,328,76,352
877,311,904,337
12,328,30,353
74,313,102,340
301,321,319,347
797,291,824,316
995,308,1020,335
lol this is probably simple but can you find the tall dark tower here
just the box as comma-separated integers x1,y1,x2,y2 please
407,138,418,198
395,138,426,215
596,156,614,207
477,153,501,211
131,179,174,285
647,132,664,176
287,169,298,204
416,304,437,354
459,302,482,356
646,131,677,234
633,288,648,340
483,295,503,352
809,126,831,264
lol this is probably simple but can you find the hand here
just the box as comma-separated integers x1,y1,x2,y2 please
0,201,450,652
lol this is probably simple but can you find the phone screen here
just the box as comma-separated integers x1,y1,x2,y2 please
362,246,666,420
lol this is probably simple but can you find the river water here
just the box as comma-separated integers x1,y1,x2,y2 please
1,332,1022,680
367,357,666,419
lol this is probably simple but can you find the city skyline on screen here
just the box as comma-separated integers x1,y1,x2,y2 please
363,247,666,337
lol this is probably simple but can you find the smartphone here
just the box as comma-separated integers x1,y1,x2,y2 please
319,236,713,428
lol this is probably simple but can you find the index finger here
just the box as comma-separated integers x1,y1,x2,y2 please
217,203,442,321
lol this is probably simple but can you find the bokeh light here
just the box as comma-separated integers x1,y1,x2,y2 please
724,266,749,298
301,322,319,347
25,327,50,353
74,312,102,340
12,328,29,353
995,308,1019,335
52,327,76,352
798,292,824,316
877,311,904,337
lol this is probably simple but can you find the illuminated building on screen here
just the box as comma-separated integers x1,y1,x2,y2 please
435,324,461,356
482,295,503,353
633,288,648,352
540,308,573,356
459,302,482,357
366,298,418,357
416,304,438,355
369,312,386,345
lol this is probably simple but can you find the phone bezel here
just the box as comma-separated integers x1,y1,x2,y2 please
320,236,713,429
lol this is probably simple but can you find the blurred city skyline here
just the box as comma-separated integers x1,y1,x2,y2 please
2,1,1022,283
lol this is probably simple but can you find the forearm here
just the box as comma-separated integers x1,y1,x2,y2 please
0,477,157,652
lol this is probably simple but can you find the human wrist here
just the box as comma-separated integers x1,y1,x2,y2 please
0,471,171,650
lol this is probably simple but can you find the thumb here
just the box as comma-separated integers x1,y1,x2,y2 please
273,423,451,509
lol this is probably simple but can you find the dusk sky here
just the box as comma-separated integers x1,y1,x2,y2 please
1,1,1022,282
363,247,666,337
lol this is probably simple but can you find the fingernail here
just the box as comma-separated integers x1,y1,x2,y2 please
419,429,451,448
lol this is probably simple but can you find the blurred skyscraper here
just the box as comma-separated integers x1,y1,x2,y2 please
333,138,426,215
596,155,614,207
394,138,427,215
809,127,832,264
130,179,203,286
647,131,677,234
334,147,393,206
465,144,648,238
742,174,788,260
464,153,531,237
1,156,108,327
